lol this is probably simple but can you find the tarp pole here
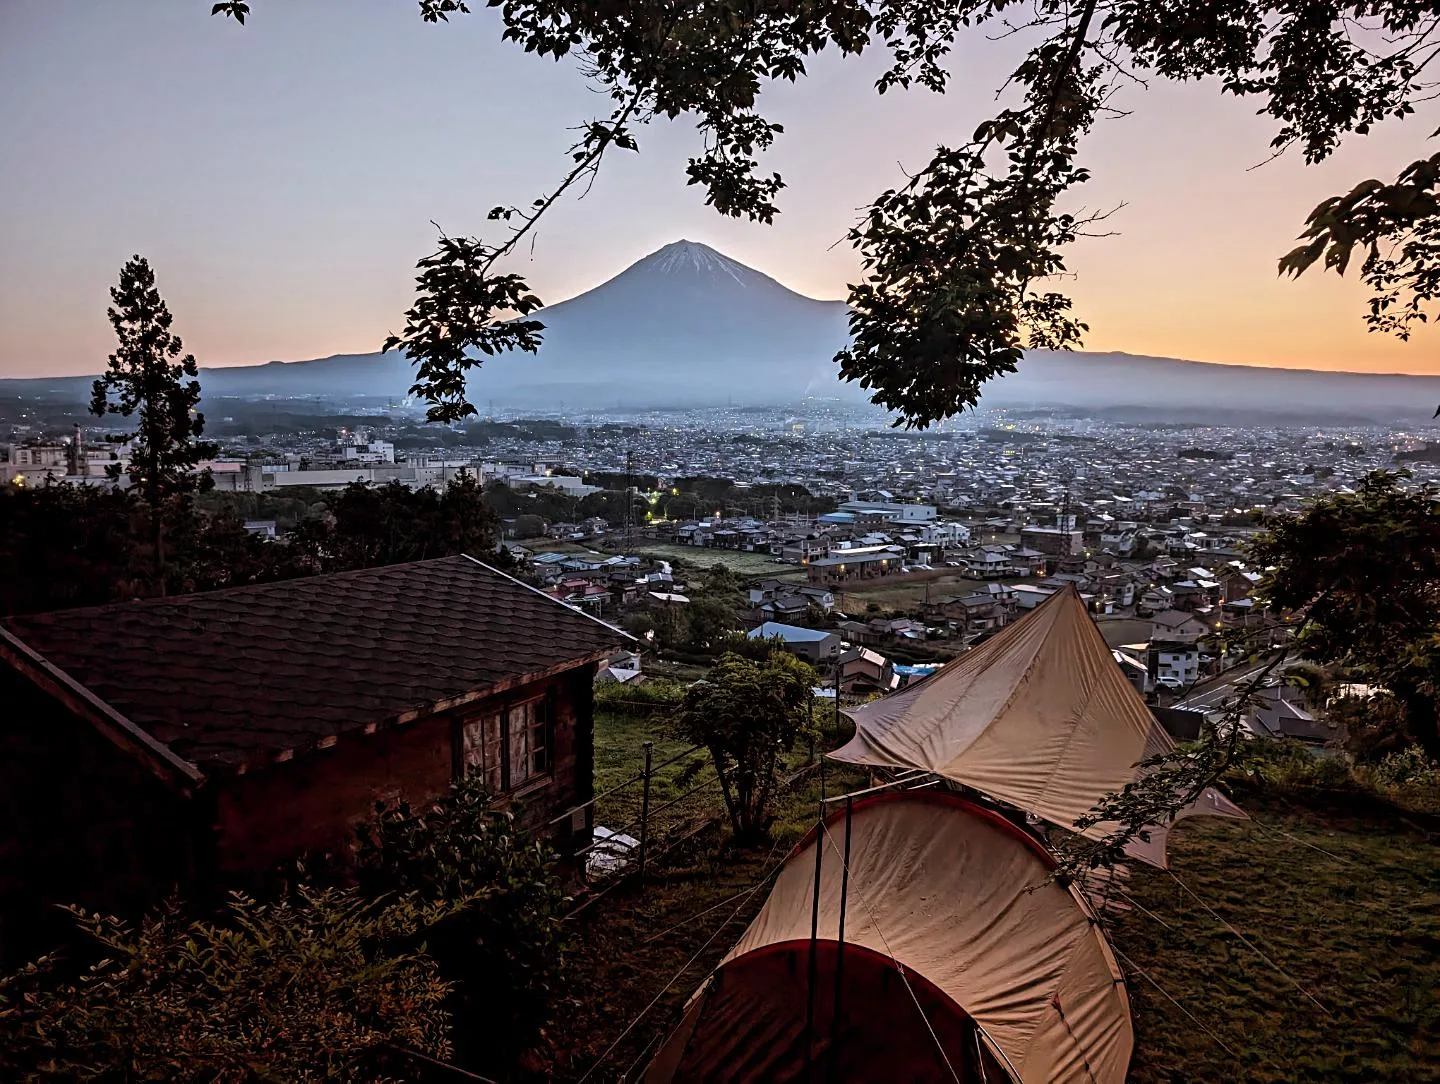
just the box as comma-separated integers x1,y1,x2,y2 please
804,805,825,1081
827,796,854,1084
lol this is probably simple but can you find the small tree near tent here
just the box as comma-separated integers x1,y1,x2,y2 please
674,651,819,844
90,255,217,589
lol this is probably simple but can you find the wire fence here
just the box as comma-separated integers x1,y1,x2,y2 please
543,740,727,897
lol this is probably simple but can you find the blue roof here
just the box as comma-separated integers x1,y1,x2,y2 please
748,622,835,643
816,512,857,524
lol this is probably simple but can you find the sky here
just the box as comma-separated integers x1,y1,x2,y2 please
1,1,1437,379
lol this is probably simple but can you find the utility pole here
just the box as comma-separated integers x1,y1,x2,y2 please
624,446,636,552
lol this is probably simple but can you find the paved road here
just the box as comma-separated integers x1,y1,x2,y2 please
1171,656,1282,712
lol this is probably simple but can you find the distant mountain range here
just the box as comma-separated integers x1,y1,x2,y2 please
5,239,1439,423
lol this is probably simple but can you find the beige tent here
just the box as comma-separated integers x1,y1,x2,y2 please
645,792,1133,1083
830,587,1244,867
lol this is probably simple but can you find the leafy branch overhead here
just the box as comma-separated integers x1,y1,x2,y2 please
213,2,1440,425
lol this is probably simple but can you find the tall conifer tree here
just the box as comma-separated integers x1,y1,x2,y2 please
91,256,216,589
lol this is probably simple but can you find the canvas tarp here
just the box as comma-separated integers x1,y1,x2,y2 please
646,792,1133,1083
830,587,1244,867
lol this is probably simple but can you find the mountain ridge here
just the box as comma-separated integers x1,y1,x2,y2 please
4,239,1439,421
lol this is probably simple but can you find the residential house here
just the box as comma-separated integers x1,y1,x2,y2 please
806,548,905,585
1245,686,1343,747
779,535,832,565
1170,578,1221,611
927,593,1014,638
748,581,835,613
837,617,928,646
1007,547,1048,576
837,647,898,695
1219,567,1264,603
1112,649,1151,696
1221,597,1264,629
1020,525,1082,557
0,556,625,951
966,550,1013,579
1136,585,1174,616
1011,583,1061,610
1150,609,1212,641
747,622,842,665
1148,635,1201,688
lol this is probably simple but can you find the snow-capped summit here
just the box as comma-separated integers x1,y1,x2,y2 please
635,239,760,286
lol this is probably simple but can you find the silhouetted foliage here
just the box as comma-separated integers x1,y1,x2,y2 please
352,776,569,1074
212,2,1440,424
0,474,503,617
1252,470,1440,761
0,887,455,1082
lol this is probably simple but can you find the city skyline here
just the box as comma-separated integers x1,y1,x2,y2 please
2,0,1437,380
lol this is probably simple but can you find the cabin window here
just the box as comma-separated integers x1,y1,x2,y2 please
507,697,552,788
458,711,503,793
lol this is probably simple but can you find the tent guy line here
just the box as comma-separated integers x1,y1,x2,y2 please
574,866,777,1084
1166,869,1333,1017
1110,948,1241,1061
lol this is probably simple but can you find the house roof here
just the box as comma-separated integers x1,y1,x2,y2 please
749,622,836,643
1,555,626,774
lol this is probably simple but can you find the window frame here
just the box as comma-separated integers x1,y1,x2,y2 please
507,694,554,792
454,690,555,795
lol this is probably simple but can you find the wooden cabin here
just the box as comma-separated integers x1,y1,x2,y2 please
0,555,625,954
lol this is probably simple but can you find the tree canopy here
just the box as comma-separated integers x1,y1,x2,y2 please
672,649,818,841
1251,470,1440,761
211,1,1440,426
91,255,218,585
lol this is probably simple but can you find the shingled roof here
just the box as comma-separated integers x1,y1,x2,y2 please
1,555,625,773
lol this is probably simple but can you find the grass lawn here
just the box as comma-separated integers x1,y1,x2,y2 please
592,709,836,852
833,569,994,613
556,773,1440,1083
628,542,792,579
1114,788,1440,1083
592,710,707,841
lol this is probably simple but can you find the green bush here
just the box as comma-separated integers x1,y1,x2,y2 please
1226,737,1440,814
593,677,687,716
1369,745,1440,789
0,888,453,1083
353,777,568,1075
1229,738,1355,790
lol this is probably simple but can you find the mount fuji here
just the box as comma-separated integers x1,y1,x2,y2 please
468,239,854,407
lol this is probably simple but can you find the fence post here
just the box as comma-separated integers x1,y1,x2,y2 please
638,740,654,879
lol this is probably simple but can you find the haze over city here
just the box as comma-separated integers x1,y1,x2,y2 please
2,0,1436,380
